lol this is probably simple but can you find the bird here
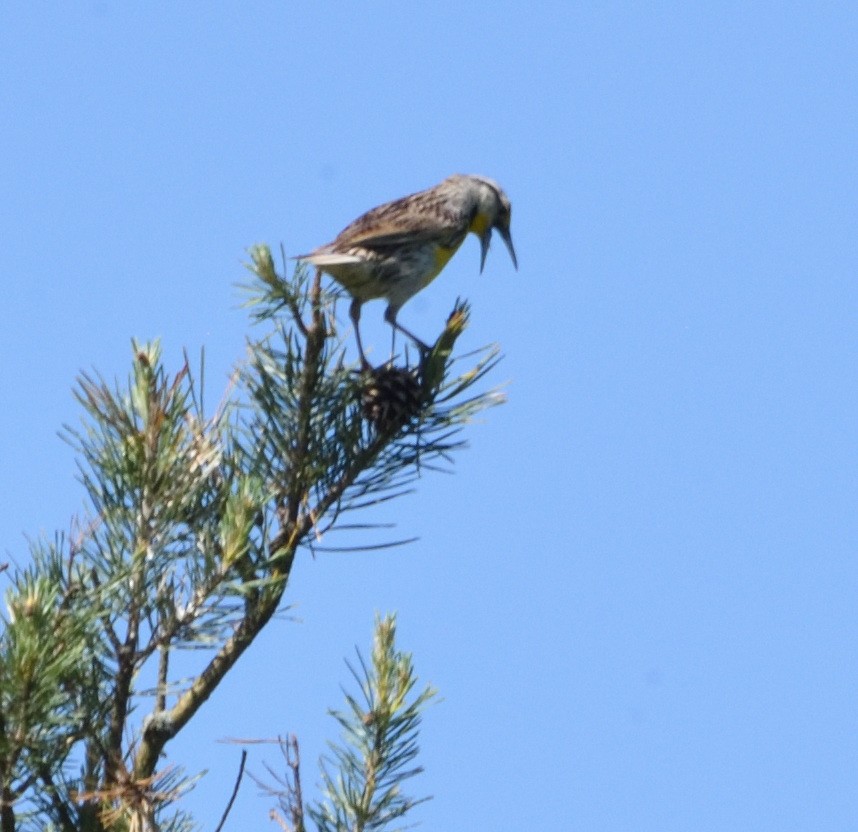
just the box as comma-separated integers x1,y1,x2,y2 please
297,174,517,367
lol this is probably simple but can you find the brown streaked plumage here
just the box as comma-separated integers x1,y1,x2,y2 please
297,174,516,366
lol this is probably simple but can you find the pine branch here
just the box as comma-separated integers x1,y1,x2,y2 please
304,614,435,832
1,244,503,829
132,264,332,781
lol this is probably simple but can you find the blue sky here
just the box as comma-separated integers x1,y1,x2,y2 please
2,2,858,829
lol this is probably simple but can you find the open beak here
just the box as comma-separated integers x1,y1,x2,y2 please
498,225,518,270
480,226,518,273
479,231,491,273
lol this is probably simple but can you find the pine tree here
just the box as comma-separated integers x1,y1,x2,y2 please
0,248,502,831
259,614,436,832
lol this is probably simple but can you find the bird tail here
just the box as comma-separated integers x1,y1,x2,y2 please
294,252,364,266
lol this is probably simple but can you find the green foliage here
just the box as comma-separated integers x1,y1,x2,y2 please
263,614,435,832
239,248,504,555
0,247,502,831
0,567,84,786
311,615,436,832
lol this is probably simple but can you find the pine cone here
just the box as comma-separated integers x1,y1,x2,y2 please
360,365,424,432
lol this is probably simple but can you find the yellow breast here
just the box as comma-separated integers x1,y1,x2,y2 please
433,244,459,272
468,211,490,236
427,213,487,281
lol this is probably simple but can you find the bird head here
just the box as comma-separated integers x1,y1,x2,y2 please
463,175,518,273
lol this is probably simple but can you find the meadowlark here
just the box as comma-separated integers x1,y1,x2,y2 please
297,174,517,366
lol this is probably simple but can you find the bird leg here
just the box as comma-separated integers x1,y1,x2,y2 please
389,324,397,365
384,306,430,356
349,298,372,370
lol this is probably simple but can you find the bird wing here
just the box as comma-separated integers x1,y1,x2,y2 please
336,217,453,251
300,185,462,257
332,190,457,251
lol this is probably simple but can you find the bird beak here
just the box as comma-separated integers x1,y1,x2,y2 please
480,226,518,273
498,225,518,270
479,230,492,273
